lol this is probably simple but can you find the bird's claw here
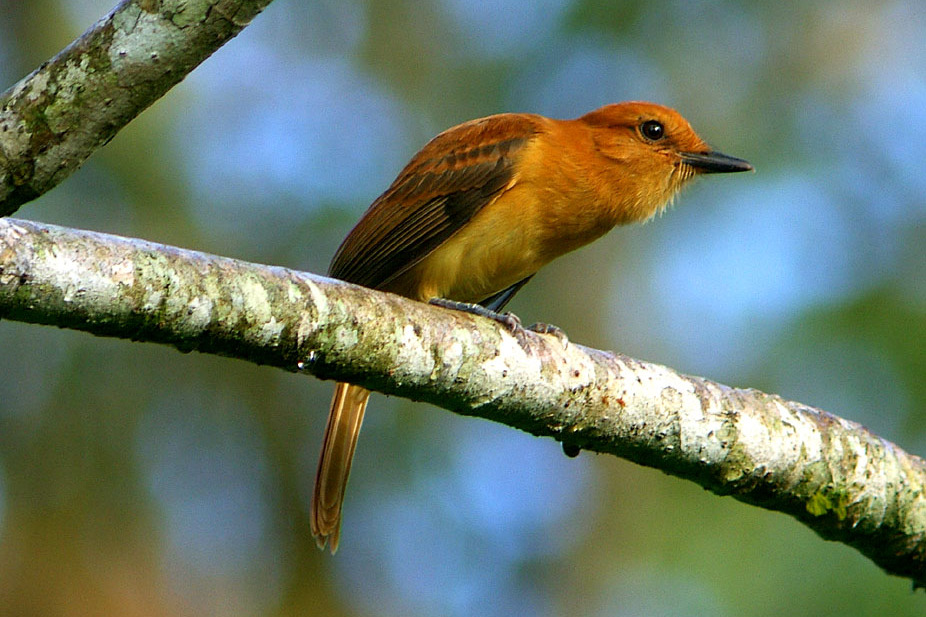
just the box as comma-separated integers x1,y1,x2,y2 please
498,311,522,333
528,322,570,349
429,297,523,333
429,299,573,348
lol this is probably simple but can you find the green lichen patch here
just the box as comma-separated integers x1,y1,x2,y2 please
806,488,850,520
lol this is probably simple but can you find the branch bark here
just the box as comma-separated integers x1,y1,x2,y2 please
1,216,924,586
0,0,275,215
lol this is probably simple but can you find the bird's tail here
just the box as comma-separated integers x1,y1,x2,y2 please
311,382,370,553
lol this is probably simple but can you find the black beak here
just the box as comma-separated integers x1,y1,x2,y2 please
681,150,753,174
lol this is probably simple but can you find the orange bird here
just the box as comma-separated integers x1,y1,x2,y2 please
311,101,752,552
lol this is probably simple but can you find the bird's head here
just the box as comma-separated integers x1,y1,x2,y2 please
579,102,752,222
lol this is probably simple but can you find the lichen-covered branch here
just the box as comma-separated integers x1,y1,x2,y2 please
1,216,924,585
0,0,274,214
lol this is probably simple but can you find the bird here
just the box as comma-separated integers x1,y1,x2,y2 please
310,101,753,552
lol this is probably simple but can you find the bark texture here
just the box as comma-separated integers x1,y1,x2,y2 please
1,217,923,586
0,0,274,214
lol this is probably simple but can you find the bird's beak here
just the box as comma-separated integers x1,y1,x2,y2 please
681,150,753,174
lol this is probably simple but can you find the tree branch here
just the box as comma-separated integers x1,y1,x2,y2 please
0,0,275,215
1,216,923,585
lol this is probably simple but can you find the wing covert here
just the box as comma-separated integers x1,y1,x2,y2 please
329,114,540,291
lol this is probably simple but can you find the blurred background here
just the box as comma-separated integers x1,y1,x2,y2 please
1,0,924,615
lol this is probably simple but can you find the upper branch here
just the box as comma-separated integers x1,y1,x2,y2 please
0,0,275,215
0,217,924,585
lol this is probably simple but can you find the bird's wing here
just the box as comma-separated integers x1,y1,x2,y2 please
329,114,539,291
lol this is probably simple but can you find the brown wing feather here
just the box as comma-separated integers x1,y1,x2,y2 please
329,113,540,291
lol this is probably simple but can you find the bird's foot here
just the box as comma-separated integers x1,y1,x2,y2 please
428,297,522,333
527,322,569,349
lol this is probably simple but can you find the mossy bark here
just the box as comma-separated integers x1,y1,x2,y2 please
0,0,275,214
2,217,924,586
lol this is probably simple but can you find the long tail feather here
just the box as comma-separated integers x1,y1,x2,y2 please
310,382,370,553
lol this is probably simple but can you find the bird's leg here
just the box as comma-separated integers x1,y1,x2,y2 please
428,297,522,333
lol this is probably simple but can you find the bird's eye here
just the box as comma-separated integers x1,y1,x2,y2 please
640,120,665,141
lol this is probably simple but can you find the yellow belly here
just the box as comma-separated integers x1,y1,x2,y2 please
386,181,614,304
